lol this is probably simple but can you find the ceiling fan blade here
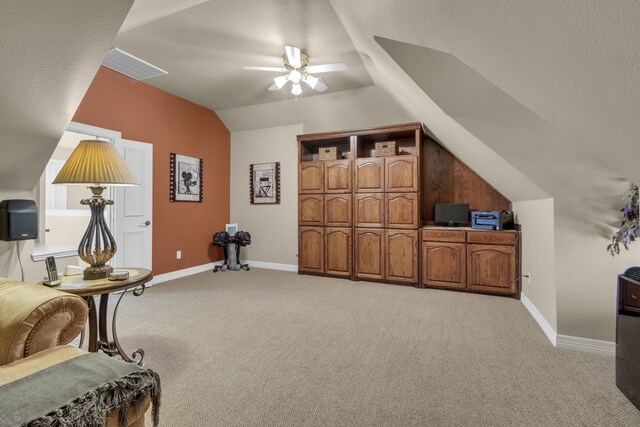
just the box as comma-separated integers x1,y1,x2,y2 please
268,83,280,91
314,78,328,92
285,45,302,68
242,65,284,72
306,63,348,73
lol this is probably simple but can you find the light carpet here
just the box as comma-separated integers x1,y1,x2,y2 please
111,269,640,426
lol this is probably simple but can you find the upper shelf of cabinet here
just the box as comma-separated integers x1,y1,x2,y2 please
297,122,425,162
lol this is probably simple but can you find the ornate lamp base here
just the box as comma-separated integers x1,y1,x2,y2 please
83,265,114,280
80,186,117,280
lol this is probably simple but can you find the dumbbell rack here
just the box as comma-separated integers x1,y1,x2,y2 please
212,231,251,272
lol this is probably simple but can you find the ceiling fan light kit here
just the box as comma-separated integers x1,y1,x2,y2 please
243,45,347,97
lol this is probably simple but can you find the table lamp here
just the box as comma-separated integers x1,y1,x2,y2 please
53,140,138,279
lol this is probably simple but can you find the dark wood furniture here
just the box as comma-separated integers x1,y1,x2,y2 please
617,274,640,410
298,122,518,295
45,268,153,365
422,227,520,298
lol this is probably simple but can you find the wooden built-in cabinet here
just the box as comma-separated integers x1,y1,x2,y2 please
299,162,324,194
325,194,352,227
325,227,352,277
386,230,418,283
421,228,520,298
299,195,324,226
355,158,384,192
298,122,519,297
385,156,418,192
467,244,517,295
324,160,352,193
422,242,466,289
355,229,385,280
385,193,419,229
299,226,324,273
355,194,384,228
298,123,422,286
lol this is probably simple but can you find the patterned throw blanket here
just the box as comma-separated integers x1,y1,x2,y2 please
0,352,160,427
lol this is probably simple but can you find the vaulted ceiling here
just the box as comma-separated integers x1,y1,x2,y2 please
115,0,373,109
3,0,640,197
0,0,133,191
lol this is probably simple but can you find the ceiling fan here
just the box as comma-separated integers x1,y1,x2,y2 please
243,45,347,96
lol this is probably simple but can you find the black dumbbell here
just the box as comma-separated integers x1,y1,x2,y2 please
235,231,251,246
212,231,230,247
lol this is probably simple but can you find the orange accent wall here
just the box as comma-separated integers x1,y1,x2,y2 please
73,67,229,275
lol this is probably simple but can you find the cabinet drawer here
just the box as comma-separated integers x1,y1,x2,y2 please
467,231,516,245
625,282,640,309
422,229,466,243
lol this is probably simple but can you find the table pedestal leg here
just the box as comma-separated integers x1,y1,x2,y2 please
85,287,146,366
84,296,98,352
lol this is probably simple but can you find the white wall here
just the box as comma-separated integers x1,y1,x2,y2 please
513,198,557,331
230,124,303,265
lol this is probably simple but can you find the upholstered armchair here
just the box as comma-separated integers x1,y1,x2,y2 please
0,278,87,365
0,279,159,427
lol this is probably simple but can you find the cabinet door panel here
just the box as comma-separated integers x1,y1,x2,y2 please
325,194,352,227
385,156,418,192
467,244,517,295
325,227,352,277
355,229,385,280
299,162,324,194
324,160,352,193
298,195,323,226
355,158,384,192
385,230,418,283
354,193,384,228
422,242,466,289
385,193,419,229
299,227,324,273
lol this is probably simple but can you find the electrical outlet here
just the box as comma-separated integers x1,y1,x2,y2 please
176,250,182,259
525,272,531,284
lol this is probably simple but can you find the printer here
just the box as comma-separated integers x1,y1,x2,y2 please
471,210,514,231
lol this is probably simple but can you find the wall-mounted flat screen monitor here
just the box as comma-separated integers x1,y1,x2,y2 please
435,203,469,226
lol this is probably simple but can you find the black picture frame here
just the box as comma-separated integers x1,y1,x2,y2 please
250,162,280,204
170,153,203,202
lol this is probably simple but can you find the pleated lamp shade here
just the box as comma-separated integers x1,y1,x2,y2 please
53,140,138,186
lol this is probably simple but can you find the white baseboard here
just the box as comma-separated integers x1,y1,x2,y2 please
521,292,557,347
148,261,222,286
242,260,298,272
148,259,297,286
521,292,616,357
556,335,615,358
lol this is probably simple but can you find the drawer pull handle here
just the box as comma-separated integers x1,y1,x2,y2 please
632,294,638,300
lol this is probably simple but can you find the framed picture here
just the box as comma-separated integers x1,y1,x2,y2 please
225,223,238,236
170,153,203,202
250,162,280,204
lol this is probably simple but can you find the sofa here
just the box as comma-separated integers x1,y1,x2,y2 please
0,279,160,427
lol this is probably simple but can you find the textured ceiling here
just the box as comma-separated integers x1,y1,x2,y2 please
0,0,133,191
329,0,640,189
115,0,373,110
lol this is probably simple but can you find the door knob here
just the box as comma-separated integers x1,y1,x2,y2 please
140,220,151,227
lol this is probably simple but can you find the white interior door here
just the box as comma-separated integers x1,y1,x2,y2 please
113,139,153,270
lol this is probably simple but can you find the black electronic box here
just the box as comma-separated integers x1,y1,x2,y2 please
471,210,514,231
0,199,38,241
